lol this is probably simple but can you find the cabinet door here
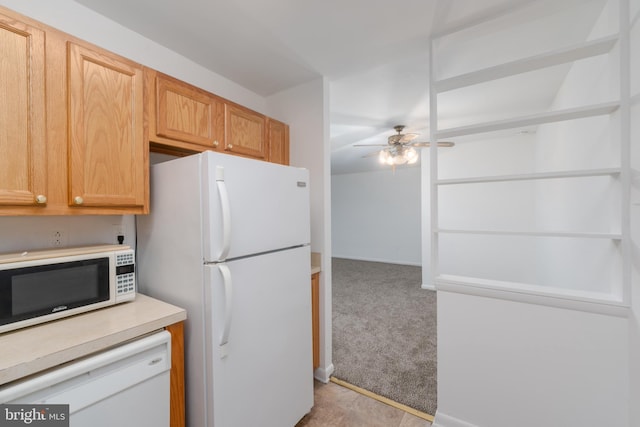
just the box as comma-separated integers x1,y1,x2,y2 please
0,14,47,207
224,104,266,159
267,118,289,165
68,42,146,208
153,71,223,150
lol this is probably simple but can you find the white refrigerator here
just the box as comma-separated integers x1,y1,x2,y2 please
136,151,313,427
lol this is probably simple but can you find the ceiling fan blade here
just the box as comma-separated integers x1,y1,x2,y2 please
398,133,420,143
388,133,419,144
353,144,388,147
362,151,382,158
410,141,456,148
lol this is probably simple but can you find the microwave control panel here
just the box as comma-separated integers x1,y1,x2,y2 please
115,250,136,301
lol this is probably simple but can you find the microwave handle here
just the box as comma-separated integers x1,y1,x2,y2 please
215,166,231,261
217,263,233,359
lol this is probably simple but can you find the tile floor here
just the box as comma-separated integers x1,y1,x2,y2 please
296,381,432,427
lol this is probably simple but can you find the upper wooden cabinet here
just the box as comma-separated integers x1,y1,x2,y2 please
267,118,290,165
0,6,148,215
146,69,224,152
223,103,267,160
145,66,289,164
0,12,47,207
68,42,146,209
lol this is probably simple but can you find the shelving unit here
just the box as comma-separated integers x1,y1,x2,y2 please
436,102,620,139
436,229,622,240
435,167,620,185
428,0,630,311
434,34,618,93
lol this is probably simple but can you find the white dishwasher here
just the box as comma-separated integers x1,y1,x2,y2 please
0,330,171,427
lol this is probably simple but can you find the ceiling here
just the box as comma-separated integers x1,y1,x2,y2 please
74,0,606,175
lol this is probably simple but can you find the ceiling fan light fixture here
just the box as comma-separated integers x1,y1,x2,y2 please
378,146,418,166
379,150,393,165
405,147,418,164
362,125,452,169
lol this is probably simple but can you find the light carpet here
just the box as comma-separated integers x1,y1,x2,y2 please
332,258,437,416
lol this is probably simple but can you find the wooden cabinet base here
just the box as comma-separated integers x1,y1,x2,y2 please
165,322,185,427
311,272,320,370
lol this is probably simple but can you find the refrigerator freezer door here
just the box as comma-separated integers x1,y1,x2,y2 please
204,246,313,427
201,151,310,262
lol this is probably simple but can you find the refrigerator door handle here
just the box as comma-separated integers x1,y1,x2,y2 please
218,263,233,358
216,166,231,261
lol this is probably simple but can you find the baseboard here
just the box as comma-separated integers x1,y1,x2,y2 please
421,283,436,291
313,363,334,383
331,254,421,267
433,411,479,427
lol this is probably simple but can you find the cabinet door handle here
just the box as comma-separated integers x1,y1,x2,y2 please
35,195,47,204
73,196,84,205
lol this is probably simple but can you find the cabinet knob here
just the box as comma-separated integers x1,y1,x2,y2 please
73,196,84,205
213,140,219,147
35,194,47,204
227,144,233,150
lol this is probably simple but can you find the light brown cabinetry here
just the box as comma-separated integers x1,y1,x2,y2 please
267,118,290,165
145,70,282,163
0,12,47,207
0,6,148,215
223,103,267,159
311,272,320,370
146,69,224,153
68,42,146,209
165,321,186,427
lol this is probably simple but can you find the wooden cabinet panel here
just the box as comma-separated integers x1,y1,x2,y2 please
165,322,185,427
224,103,266,159
267,118,290,165
0,13,47,207
311,272,320,370
149,70,224,151
68,42,146,208
145,68,288,165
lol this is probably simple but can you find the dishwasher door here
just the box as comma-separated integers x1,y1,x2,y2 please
0,330,171,427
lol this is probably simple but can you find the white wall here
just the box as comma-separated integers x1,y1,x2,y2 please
0,216,135,253
437,291,629,427
267,78,334,382
332,166,422,266
628,0,640,425
267,79,329,257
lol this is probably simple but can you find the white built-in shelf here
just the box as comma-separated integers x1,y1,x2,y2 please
435,34,619,92
436,228,622,240
436,102,620,139
435,274,628,317
436,168,621,185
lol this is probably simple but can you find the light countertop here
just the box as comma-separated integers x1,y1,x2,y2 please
0,294,186,386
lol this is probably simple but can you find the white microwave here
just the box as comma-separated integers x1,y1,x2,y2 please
0,245,136,334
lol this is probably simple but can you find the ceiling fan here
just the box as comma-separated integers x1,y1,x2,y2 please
354,125,454,166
